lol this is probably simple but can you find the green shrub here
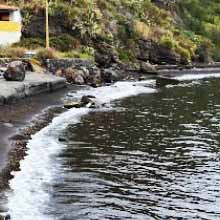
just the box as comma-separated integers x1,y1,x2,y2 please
211,48,220,62
51,34,80,52
160,34,176,50
14,38,45,49
118,49,133,62
175,45,191,61
195,39,213,62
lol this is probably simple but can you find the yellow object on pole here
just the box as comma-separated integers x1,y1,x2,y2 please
45,0,49,49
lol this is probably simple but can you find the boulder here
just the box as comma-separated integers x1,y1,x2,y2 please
74,74,84,84
62,67,85,84
64,101,82,109
81,95,96,105
94,41,119,67
87,66,101,86
140,62,158,74
4,61,26,81
156,77,180,87
101,67,121,83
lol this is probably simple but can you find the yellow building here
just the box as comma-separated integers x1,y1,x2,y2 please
0,4,22,45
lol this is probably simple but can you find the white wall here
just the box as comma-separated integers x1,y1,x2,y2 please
10,10,22,23
0,32,21,45
0,10,22,46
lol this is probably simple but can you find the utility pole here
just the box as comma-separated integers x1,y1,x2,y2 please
45,0,49,49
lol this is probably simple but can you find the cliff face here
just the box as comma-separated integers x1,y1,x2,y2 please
6,0,220,64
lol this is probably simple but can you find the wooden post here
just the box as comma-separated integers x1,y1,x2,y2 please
45,0,49,49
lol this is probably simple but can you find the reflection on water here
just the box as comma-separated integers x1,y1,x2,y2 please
48,78,220,220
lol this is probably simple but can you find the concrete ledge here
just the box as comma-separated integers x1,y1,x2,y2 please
0,72,66,105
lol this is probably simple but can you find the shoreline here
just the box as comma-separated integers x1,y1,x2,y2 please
1,65,220,218
0,86,71,181
0,83,93,217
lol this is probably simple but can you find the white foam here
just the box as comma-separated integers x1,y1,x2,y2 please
73,80,156,103
7,81,156,220
174,73,220,81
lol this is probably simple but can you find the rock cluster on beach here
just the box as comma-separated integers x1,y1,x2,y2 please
48,57,160,87
4,61,26,82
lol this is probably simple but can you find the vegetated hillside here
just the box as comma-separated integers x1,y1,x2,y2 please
4,0,220,64
179,0,220,62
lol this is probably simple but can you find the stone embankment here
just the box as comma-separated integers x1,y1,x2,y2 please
0,72,66,105
1,57,220,106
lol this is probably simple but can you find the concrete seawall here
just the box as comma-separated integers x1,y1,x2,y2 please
0,72,66,105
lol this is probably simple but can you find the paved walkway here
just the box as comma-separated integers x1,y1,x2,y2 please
0,72,66,105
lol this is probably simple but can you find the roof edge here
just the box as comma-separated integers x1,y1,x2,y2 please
0,4,19,11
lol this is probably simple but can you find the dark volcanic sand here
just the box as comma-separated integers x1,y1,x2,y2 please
0,87,70,171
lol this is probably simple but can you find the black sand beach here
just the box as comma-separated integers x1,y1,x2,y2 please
0,87,69,170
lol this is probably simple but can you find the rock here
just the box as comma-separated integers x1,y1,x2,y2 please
87,67,101,85
138,39,181,65
86,101,96,108
101,67,121,83
140,62,158,74
64,101,82,109
55,68,65,77
4,61,26,81
74,74,84,84
58,136,68,142
23,60,34,72
156,77,180,87
80,66,90,79
74,75,85,85
64,67,76,82
138,75,148,81
81,95,98,108
4,214,11,220
94,41,119,67
149,44,181,65
89,83,100,88
81,95,96,105
62,68,85,84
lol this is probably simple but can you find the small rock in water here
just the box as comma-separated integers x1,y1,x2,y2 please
86,102,96,108
4,214,11,220
81,95,96,105
58,136,68,142
156,77,180,87
64,102,82,109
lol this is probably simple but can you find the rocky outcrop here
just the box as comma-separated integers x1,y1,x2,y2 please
4,61,26,82
48,59,101,86
48,58,129,85
94,41,120,68
138,40,181,65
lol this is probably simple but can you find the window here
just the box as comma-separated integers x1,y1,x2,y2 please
0,12,10,21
